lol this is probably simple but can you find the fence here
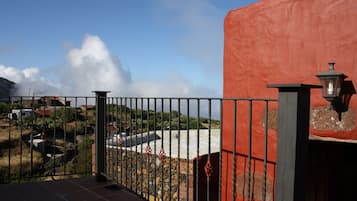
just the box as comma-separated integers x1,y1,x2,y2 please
0,96,95,183
96,84,316,201
0,84,316,201
95,93,278,201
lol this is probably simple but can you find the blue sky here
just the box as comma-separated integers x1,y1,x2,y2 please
0,0,258,96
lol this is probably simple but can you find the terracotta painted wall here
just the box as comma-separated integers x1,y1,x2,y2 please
222,0,357,200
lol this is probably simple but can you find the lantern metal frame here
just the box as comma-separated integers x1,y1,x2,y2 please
316,62,347,109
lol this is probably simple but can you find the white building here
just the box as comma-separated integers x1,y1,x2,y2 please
8,109,34,120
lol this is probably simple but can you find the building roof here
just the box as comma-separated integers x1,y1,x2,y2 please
34,109,52,116
107,129,220,160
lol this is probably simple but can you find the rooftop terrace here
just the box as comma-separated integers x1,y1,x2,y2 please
0,177,145,201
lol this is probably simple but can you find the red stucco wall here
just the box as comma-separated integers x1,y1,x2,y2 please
222,0,357,200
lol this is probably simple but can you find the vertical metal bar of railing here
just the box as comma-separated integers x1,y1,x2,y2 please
196,98,200,201
15,97,22,181
104,97,107,177
169,98,172,201
19,97,23,180
112,98,116,180
30,96,34,177
41,98,45,176
63,97,67,176
8,96,11,182
129,98,133,190
53,104,57,176
120,97,123,184
84,97,88,175
124,97,128,186
104,97,111,178
206,99,212,201
218,99,223,201
232,100,237,201
140,97,144,197
135,97,138,194
153,98,157,200
115,97,119,183
104,96,107,177
107,98,110,178
104,95,108,180
160,98,164,201
74,97,78,174
177,98,181,201
146,98,150,199
111,98,115,180
186,98,190,201
263,100,269,201
247,100,253,201
104,96,108,178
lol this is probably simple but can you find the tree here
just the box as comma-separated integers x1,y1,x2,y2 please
51,108,76,123
75,136,94,175
0,102,10,113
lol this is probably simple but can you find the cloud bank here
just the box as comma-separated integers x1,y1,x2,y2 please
0,65,59,96
63,35,131,95
0,34,217,98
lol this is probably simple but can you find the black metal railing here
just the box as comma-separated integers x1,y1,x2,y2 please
96,94,278,201
0,85,316,201
0,96,95,183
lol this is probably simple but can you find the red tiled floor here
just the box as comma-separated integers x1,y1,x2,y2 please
0,177,146,201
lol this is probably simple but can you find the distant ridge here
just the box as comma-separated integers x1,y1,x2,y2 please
0,77,15,100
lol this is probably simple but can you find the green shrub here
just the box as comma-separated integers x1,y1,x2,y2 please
75,136,94,175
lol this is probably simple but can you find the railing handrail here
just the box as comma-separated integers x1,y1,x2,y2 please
106,96,278,101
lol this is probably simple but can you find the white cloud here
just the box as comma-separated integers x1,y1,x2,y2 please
63,34,131,95
0,65,24,83
0,34,218,98
0,65,59,96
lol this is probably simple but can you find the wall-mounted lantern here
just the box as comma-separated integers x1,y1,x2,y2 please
316,62,347,109
316,62,357,120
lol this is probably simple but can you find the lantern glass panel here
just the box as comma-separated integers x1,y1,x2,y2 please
320,77,339,98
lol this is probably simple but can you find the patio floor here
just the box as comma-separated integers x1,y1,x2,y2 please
0,177,146,201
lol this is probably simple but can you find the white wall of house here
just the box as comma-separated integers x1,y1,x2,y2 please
8,109,34,120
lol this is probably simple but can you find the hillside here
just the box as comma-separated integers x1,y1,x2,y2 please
0,77,15,100
106,104,221,132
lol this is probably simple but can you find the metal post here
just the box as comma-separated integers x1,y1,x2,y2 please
94,91,109,182
268,84,320,201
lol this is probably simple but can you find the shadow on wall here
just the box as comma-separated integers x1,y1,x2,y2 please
307,140,357,201
333,80,356,120
193,152,220,201
221,150,276,201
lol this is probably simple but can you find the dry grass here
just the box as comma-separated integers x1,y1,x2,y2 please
0,121,42,177
0,118,8,127
0,126,32,144
53,139,65,147
0,144,43,173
